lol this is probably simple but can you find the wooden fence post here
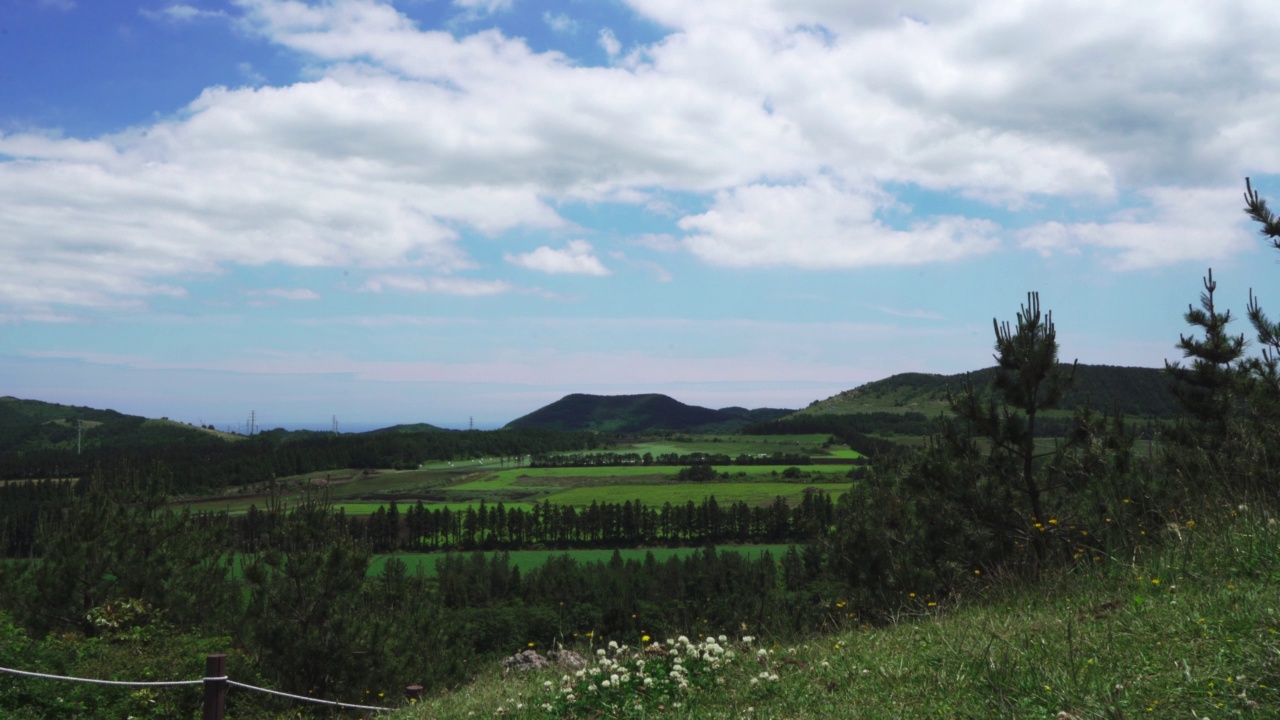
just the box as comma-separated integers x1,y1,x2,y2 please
406,684,423,702
203,654,227,720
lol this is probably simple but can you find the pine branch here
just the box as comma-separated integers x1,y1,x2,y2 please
1244,177,1280,245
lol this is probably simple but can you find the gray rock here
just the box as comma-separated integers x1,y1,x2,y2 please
500,650,550,674
547,649,586,671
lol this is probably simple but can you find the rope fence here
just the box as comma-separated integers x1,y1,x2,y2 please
0,654,422,719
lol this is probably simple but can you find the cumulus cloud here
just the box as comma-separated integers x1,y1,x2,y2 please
1018,186,1255,270
4,0,1280,311
680,178,1000,268
598,28,621,57
505,240,612,276
543,12,577,33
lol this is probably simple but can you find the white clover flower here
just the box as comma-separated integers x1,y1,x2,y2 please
757,649,768,658
718,634,728,643
543,680,553,688
601,680,611,688
678,635,690,644
670,670,682,679
596,649,607,657
820,661,830,668
750,678,759,686
768,674,779,682
587,683,597,693
611,674,620,684
725,650,736,659
643,677,654,687
575,670,585,679
608,640,619,650
759,672,770,679
742,636,755,644
666,638,675,646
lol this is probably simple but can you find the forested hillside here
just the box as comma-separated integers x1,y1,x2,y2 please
795,364,1177,419
0,397,230,454
504,393,792,433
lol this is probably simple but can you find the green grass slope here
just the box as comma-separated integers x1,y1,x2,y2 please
392,507,1279,719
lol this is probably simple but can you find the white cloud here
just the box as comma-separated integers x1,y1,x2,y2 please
452,0,513,16
5,0,1280,311
237,61,267,85
543,12,577,34
246,288,321,300
141,4,227,22
505,240,612,276
362,275,515,296
598,28,621,57
680,177,1000,268
1018,186,1254,270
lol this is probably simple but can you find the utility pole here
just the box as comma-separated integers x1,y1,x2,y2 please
469,416,474,431
332,415,339,434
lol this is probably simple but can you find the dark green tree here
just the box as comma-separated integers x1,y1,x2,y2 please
1165,269,1245,447
951,292,1075,526
1242,179,1280,419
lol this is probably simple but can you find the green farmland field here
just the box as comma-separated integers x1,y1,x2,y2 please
542,482,850,507
368,544,794,577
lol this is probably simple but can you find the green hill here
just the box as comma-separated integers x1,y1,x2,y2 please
0,397,235,455
504,393,793,434
360,422,447,435
794,364,1178,419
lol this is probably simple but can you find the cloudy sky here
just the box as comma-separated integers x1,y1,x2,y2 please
3,0,1279,430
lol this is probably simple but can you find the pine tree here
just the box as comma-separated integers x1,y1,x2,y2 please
1165,269,1245,445
950,292,1075,527
1242,179,1280,416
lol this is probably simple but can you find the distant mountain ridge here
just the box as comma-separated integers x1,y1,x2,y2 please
793,364,1178,419
503,393,794,434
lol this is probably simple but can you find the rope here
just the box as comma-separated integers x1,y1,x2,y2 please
0,664,392,712
226,680,391,712
0,665,204,687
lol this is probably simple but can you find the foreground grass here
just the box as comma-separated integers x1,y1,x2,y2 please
391,507,1279,719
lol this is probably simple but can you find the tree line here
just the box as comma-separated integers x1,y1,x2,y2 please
242,492,838,554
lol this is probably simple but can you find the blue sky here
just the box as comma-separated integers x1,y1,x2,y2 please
3,0,1280,430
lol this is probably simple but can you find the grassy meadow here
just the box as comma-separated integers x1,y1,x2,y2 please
389,506,1280,719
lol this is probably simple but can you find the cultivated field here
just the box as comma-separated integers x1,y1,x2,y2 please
174,435,861,517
